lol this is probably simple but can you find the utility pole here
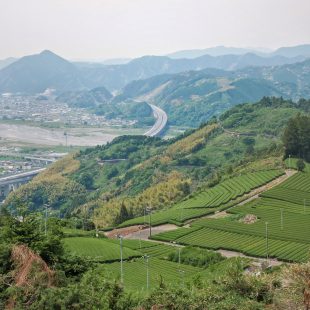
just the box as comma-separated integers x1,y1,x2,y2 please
44,204,49,236
149,210,152,238
143,206,146,225
139,227,142,250
172,242,181,265
64,132,68,147
179,270,185,287
265,222,269,263
118,235,124,285
144,255,150,291
179,207,184,223
289,154,291,169
281,209,284,230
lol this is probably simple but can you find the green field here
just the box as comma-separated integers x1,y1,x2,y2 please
64,237,141,262
64,234,252,291
261,172,310,205
102,257,202,291
63,236,212,290
120,170,284,227
152,171,310,262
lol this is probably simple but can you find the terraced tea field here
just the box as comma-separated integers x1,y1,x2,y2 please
261,172,310,205
102,257,203,291
120,170,284,227
64,235,207,290
153,171,310,262
64,237,141,262
174,170,284,209
170,227,309,262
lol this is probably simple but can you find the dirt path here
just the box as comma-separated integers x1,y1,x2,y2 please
124,224,178,240
217,249,283,266
123,228,284,265
184,170,296,224
106,224,179,242
236,169,296,206
107,169,296,265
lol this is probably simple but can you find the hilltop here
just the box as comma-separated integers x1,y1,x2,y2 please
0,50,87,93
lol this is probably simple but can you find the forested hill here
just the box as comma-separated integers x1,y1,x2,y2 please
114,59,310,126
5,97,310,227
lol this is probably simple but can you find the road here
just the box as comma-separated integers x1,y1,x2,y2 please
0,168,46,185
144,104,168,137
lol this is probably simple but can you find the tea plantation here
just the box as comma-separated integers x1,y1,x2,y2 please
119,169,284,227
153,171,310,262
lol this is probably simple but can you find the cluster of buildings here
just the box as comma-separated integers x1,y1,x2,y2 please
0,93,134,127
0,146,66,178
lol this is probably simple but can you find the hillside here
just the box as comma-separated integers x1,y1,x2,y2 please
116,59,310,126
2,97,310,309
5,97,310,227
55,86,113,108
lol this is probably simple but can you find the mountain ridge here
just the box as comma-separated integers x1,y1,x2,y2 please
0,48,307,94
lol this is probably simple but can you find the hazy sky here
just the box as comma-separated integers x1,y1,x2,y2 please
1,0,310,60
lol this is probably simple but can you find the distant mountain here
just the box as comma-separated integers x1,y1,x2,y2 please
167,46,266,59
0,47,306,93
167,44,310,59
272,44,310,58
115,59,310,126
0,50,87,93
0,48,308,95
0,57,17,70
77,53,305,91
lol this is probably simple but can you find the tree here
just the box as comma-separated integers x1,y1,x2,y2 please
114,202,131,224
283,114,310,161
242,137,255,146
245,145,255,156
297,159,306,172
78,173,94,190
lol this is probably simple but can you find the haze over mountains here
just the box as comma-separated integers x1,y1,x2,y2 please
167,44,310,59
0,44,309,127
0,44,309,93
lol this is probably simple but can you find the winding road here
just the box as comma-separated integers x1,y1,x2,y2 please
144,104,168,137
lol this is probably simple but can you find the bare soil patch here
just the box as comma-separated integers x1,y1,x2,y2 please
207,211,229,219
239,214,258,224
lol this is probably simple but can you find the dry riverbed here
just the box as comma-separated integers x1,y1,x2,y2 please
0,124,144,146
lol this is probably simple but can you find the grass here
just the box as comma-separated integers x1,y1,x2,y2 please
63,237,141,262
63,228,96,237
101,257,203,291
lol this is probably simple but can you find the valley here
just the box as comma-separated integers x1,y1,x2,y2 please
1,46,310,308
1,0,310,307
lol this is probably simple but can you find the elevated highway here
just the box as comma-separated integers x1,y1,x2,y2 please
144,104,168,137
0,168,46,199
